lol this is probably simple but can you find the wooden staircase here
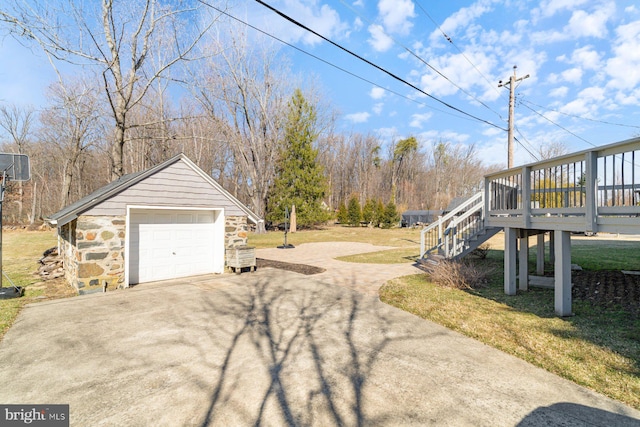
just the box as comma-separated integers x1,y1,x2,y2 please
419,191,501,265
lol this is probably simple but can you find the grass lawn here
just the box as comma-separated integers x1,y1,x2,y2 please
380,233,640,411
249,224,422,249
0,229,77,339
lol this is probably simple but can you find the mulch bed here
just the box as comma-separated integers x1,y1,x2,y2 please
572,270,640,317
256,258,325,275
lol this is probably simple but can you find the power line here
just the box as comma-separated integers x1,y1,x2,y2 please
195,0,477,124
514,125,541,162
414,1,506,103
521,102,597,148
521,99,640,130
253,0,506,131
337,0,503,121
514,136,539,161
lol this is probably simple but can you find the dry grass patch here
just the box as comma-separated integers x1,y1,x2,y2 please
336,247,419,264
427,259,494,289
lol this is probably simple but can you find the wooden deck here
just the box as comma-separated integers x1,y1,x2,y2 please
484,136,640,316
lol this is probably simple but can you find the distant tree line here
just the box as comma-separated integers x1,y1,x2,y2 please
0,1,499,228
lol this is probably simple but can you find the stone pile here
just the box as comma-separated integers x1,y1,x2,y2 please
38,247,64,280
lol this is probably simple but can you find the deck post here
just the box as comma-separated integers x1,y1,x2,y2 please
536,233,545,275
522,166,531,229
549,231,555,264
504,227,517,295
585,151,598,234
554,230,572,316
519,231,529,290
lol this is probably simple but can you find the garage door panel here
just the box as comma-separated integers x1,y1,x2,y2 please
129,209,217,284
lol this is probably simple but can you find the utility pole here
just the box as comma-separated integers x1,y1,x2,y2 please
499,65,529,168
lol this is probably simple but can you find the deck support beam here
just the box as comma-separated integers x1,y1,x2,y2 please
554,230,572,316
519,231,529,290
536,233,545,275
504,227,517,295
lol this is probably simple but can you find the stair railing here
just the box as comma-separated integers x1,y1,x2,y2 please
420,191,484,258
446,201,485,256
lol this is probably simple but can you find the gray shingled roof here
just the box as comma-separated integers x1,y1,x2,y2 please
47,154,262,227
48,169,146,225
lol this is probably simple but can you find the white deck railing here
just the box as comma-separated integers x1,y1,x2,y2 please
484,136,640,234
420,191,485,259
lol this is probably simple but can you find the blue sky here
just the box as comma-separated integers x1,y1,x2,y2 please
2,0,640,168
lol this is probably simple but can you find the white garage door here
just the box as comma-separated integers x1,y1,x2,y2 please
129,209,217,284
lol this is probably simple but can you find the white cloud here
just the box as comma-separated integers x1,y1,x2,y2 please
429,0,496,44
535,0,588,19
367,24,393,52
531,3,615,43
275,1,349,46
577,86,605,102
482,127,503,137
345,112,371,123
605,20,640,90
418,130,470,145
377,0,415,35
353,17,363,31
353,0,364,6
409,112,433,129
566,6,614,38
530,29,568,44
375,126,399,139
370,87,386,99
569,45,601,70
417,48,499,99
614,89,639,106
373,103,384,115
559,98,590,115
549,86,569,97
561,67,583,84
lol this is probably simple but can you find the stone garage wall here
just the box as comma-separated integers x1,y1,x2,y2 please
58,221,78,286
61,214,250,294
225,215,248,248
73,215,126,294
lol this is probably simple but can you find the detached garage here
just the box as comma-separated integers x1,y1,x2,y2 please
48,154,261,294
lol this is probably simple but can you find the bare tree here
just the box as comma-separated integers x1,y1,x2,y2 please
195,26,292,232
1,0,221,179
425,141,490,210
537,140,568,160
39,77,102,208
0,104,36,221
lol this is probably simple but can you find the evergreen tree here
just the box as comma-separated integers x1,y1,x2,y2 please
266,89,329,227
381,200,400,229
362,198,377,226
375,199,385,228
336,200,348,224
347,195,362,226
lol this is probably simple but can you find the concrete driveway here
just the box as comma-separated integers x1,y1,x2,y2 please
0,243,639,426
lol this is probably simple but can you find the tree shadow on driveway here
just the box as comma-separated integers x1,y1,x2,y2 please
192,271,422,426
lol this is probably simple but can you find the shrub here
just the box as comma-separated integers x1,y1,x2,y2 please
470,244,490,259
336,201,348,224
428,259,494,290
362,198,377,226
380,200,400,228
347,195,362,226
